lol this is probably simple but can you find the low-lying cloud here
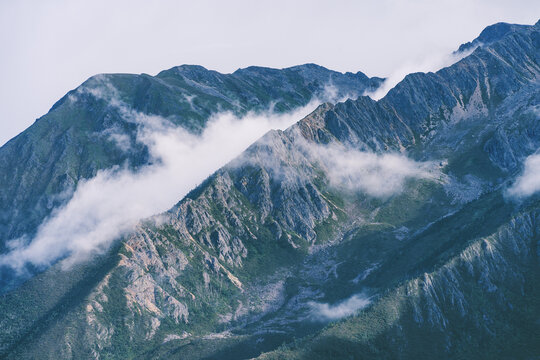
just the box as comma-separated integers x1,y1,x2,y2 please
309,293,371,321
507,153,540,198
0,83,330,273
230,130,440,199
0,78,442,273
306,142,441,197
364,46,478,101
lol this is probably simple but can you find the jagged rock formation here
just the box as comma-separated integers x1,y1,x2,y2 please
0,64,381,291
0,64,380,249
0,20,539,360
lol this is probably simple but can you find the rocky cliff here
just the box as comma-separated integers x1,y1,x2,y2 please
0,20,539,360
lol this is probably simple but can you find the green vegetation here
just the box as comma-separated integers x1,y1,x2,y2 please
2,21,540,360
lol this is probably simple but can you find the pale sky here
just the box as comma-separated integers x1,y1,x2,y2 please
0,0,538,145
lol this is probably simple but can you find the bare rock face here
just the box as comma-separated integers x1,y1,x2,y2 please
0,64,380,273
1,21,540,360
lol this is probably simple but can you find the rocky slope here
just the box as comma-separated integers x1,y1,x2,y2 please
0,64,381,290
260,204,540,359
0,63,380,250
0,20,539,360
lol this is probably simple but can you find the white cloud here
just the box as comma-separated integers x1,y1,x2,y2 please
229,128,441,200
0,72,444,273
0,85,331,272
305,142,442,198
507,153,540,198
309,293,371,321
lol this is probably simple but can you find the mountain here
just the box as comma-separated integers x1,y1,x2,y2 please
0,64,381,288
0,20,539,359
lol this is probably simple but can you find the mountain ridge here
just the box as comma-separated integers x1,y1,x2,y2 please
0,63,380,258
0,20,539,359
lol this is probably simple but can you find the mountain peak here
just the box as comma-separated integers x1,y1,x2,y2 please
477,22,522,43
457,21,529,52
156,64,219,80
1,18,539,360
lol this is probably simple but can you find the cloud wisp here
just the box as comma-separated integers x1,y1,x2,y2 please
309,293,371,321
305,142,442,198
0,84,330,273
507,153,540,198
230,128,441,200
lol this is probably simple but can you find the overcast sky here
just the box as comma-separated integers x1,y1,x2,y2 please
0,0,538,145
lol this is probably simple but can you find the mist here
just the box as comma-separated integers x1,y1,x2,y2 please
0,88,328,272
305,142,441,197
309,293,371,321
507,153,540,198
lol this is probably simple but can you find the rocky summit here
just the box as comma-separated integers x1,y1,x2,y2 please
0,20,539,359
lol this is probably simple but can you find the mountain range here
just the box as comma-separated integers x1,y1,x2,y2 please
0,20,539,359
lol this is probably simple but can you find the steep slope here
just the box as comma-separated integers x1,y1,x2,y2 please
254,20,540,359
0,64,381,249
260,203,540,359
0,20,539,360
